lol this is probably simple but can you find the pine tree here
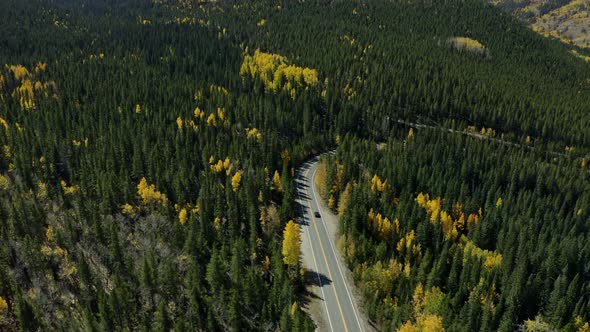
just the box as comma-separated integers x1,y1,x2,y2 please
153,300,172,332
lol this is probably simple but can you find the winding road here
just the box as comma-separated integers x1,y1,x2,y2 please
296,156,370,332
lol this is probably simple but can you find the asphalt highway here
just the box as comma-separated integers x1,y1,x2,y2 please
296,156,367,332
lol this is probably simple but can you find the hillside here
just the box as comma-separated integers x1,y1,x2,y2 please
488,0,590,48
0,0,588,331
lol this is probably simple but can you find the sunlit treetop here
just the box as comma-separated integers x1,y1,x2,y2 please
449,37,488,56
137,177,168,207
240,49,320,98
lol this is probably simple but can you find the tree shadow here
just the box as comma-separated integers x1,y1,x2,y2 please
302,268,332,288
298,268,333,309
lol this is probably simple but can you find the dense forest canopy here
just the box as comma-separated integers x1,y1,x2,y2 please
0,0,588,331
317,130,589,331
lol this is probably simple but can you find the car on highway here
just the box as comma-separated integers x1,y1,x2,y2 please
314,211,321,218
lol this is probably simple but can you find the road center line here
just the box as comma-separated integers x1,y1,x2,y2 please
296,168,335,332
305,167,350,332
309,165,364,332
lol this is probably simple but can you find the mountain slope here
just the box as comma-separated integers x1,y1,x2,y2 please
488,0,590,47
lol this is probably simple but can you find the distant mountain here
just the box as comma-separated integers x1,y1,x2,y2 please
488,0,590,47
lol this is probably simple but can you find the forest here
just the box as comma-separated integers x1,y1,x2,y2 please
0,0,589,331
317,130,589,331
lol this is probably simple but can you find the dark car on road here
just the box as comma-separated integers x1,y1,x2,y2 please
314,211,321,218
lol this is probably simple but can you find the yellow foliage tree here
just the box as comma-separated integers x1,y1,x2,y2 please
462,238,502,271
378,216,392,241
360,259,402,297
272,170,282,192
206,113,217,126
416,192,429,208
396,230,422,258
370,174,386,192
34,62,47,74
13,79,35,111
121,203,136,216
416,193,483,241
9,64,30,80
246,128,263,141
314,160,327,197
0,117,8,131
398,314,445,332
194,107,205,119
231,171,242,192
328,194,335,209
450,36,487,56
412,283,425,314
0,175,9,191
282,220,301,267
240,49,319,96
0,296,7,315
178,207,188,225
137,177,168,207
46,225,55,242
338,183,352,218
290,302,298,316
574,316,590,332
211,160,224,173
217,107,225,121
60,180,79,195
213,216,221,231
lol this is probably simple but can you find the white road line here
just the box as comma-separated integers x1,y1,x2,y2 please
310,165,364,332
297,168,335,332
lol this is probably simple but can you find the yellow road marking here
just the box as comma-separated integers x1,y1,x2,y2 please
297,174,335,332
305,168,350,332
310,165,364,332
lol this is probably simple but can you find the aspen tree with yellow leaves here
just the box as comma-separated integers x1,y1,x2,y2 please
137,177,167,207
231,171,242,192
272,170,282,192
178,207,188,224
246,128,262,141
240,49,320,97
0,118,8,131
0,175,10,191
0,296,7,315
206,113,217,126
282,220,300,267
